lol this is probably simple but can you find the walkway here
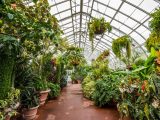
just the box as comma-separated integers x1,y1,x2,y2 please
37,84,120,120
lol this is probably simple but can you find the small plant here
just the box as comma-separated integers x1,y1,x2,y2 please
82,75,96,100
0,88,20,119
48,82,60,99
88,17,112,50
20,87,39,109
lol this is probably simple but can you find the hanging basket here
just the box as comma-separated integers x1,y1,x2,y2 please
94,25,106,34
70,60,80,66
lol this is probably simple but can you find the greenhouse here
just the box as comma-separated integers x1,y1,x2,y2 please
0,0,160,120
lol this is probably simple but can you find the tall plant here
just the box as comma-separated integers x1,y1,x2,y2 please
0,34,19,99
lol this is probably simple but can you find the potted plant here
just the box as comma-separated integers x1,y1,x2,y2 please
34,80,50,106
112,35,132,68
47,82,60,99
32,54,53,106
0,88,20,120
21,87,39,120
88,17,112,50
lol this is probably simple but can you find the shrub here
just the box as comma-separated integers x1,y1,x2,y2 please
48,82,60,99
93,75,120,107
82,75,95,100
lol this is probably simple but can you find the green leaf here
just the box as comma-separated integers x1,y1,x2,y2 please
33,0,38,4
132,66,147,73
151,47,156,57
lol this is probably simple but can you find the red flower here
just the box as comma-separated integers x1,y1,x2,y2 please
141,84,145,91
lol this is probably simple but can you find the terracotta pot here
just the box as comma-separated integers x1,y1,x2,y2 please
77,80,81,84
5,115,10,120
122,116,132,120
23,106,39,120
39,89,50,106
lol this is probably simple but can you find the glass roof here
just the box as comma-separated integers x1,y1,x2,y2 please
48,0,160,66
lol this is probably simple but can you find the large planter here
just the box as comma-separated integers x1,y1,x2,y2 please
39,89,50,106
22,106,39,120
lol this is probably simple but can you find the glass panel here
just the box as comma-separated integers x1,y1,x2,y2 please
59,10,71,20
144,18,151,28
135,26,148,34
97,3,106,13
56,1,70,12
108,0,122,9
61,18,72,25
50,6,58,15
141,30,150,39
130,32,145,44
120,3,136,16
131,9,147,21
119,25,132,34
105,7,116,17
127,0,143,6
139,0,159,13
115,13,128,23
123,18,138,28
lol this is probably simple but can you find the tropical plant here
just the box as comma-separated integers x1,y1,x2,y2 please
20,87,39,109
91,59,110,79
149,8,160,35
146,32,160,52
0,0,62,58
48,82,60,99
71,64,91,83
112,35,132,65
82,75,96,100
0,88,20,120
96,50,110,61
60,74,68,89
118,74,160,120
117,50,160,120
93,75,120,107
64,46,85,67
88,17,112,50
0,34,19,99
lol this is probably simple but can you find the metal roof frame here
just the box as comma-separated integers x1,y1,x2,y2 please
49,0,159,63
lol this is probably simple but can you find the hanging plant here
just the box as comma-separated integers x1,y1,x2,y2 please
88,17,112,50
96,50,110,61
146,32,160,52
64,46,85,67
149,8,160,35
112,35,132,65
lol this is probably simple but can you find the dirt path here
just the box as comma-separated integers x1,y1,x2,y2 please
37,84,120,120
